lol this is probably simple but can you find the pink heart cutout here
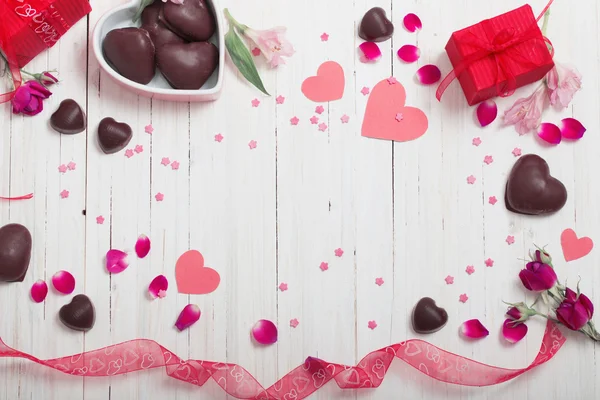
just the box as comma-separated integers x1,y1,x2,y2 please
175,250,220,294
301,61,345,102
361,80,428,142
561,229,594,262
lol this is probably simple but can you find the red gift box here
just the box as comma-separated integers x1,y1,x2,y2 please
436,4,554,106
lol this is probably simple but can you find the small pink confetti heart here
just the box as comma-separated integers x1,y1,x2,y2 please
290,116,299,126
483,155,493,165
320,32,329,41
276,95,285,105
444,275,454,285
251,99,260,107
134,145,144,153
472,137,482,146
361,87,370,96
375,277,384,286
334,248,344,257
368,320,378,330
96,215,105,224
466,265,475,275
60,190,69,199
125,149,134,158
459,293,469,303
155,192,164,202
67,161,76,171
252,47,261,56
340,114,350,124
489,196,498,205
278,282,288,292
145,124,154,134
214,134,224,142
466,175,476,184
58,164,67,173
248,140,257,150
512,147,522,157
310,116,319,125
315,105,325,114
485,258,494,267
506,235,515,245
171,161,180,170
319,262,329,271
318,123,328,132
161,157,170,166
290,318,299,328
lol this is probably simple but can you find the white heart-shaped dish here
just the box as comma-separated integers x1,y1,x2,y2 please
92,0,224,102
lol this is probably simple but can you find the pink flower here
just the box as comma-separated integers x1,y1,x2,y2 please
546,63,582,109
244,27,295,68
518,261,557,291
556,288,594,331
505,303,533,323
40,72,59,86
12,81,52,116
503,85,546,135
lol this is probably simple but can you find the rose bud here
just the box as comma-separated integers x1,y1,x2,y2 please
518,261,557,291
40,72,59,86
532,248,552,264
506,303,535,323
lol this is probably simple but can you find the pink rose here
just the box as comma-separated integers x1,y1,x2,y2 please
546,63,582,109
503,85,547,135
244,27,295,68
11,80,52,116
556,288,594,331
518,260,557,292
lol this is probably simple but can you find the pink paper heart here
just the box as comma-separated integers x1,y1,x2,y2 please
175,250,220,294
561,229,594,262
301,61,345,102
361,79,428,142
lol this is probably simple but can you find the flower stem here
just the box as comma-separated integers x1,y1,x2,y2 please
224,9,249,34
541,9,551,36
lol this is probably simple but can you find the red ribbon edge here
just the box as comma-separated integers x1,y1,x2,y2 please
0,193,33,200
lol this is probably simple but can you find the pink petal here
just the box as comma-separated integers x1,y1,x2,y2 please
537,122,562,145
460,319,489,339
416,65,441,85
397,45,420,63
359,42,382,62
31,280,48,303
502,319,528,344
52,270,75,295
175,304,201,331
476,100,498,127
251,319,278,345
135,234,151,258
149,275,169,299
106,249,129,274
560,118,586,140
403,13,422,32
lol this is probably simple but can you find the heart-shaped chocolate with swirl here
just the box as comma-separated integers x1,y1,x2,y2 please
412,297,448,334
50,99,86,135
157,42,218,90
359,7,394,42
98,117,133,154
161,0,216,42
0,223,32,282
505,154,567,215
59,294,96,332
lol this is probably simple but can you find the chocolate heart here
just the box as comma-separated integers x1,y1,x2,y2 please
359,7,394,42
141,1,186,49
157,42,218,90
505,154,567,215
161,0,216,42
0,223,32,282
103,27,156,84
412,297,448,334
50,99,86,135
59,294,96,332
98,117,133,154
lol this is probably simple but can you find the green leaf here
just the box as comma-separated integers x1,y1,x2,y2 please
225,26,269,96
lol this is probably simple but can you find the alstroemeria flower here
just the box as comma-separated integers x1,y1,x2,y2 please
243,27,295,68
503,84,546,134
556,287,594,331
12,80,52,116
546,63,582,109
518,260,557,292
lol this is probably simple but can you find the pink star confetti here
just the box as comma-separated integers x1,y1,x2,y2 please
375,277,384,286
334,248,344,257
472,137,482,146
466,175,476,185
485,258,494,267
466,265,475,275
278,282,288,292
161,157,171,166
319,262,329,271
320,32,329,41
157,290,167,299
368,320,378,330
395,113,404,122
67,161,76,171
125,149,134,158
444,275,454,285
290,116,299,126
134,145,144,153
340,114,350,124
276,95,285,105
318,123,328,132
290,318,299,328
171,161,180,170
251,98,260,107
252,47,261,56
506,235,515,245
96,215,105,225
387,77,398,85
483,155,493,165
315,105,325,114
58,164,67,173
310,116,319,125
214,133,224,142
155,192,164,202
361,87,370,96
60,190,69,199
248,140,257,150
512,147,522,157
459,293,469,303
145,124,154,134
489,196,498,205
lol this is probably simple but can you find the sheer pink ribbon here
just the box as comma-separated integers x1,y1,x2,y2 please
0,321,565,399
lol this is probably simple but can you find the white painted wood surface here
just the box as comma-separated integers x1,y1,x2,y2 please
1,0,599,398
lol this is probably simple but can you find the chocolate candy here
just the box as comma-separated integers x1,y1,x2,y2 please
157,42,218,90
161,0,216,42
50,99,86,135
59,294,96,332
505,154,567,215
412,297,448,334
98,117,133,154
359,7,394,42
0,223,32,282
141,1,186,49
103,27,156,84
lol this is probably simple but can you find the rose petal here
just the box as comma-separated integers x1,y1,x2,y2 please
52,270,75,295
537,122,562,145
502,319,528,343
560,118,586,140
397,44,420,63
416,65,441,85
31,280,48,303
403,13,422,32
476,100,498,127
175,304,201,331
106,249,129,274
135,234,151,258
149,275,169,299
251,319,278,345
460,319,489,339
359,42,382,62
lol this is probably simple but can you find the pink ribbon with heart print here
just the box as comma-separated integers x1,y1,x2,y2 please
0,320,565,399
